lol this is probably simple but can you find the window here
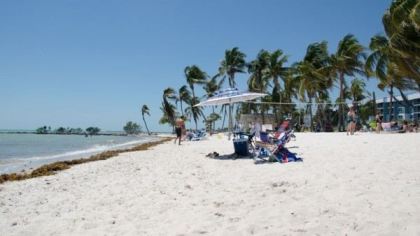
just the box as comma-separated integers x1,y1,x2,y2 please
398,107,405,113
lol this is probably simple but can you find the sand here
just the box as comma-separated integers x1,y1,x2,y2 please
1,132,419,235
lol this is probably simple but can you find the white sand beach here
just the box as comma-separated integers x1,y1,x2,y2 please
1,132,419,235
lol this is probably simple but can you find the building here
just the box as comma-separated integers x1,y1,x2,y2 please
376,92,420,121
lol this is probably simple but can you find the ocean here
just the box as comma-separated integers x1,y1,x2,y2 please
0,133,160,174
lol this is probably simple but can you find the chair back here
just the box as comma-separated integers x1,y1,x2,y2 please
260,132,270,142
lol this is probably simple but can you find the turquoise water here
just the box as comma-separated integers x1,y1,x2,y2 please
0,133,159,174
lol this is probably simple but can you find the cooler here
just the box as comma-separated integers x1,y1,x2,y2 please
233,138,249,156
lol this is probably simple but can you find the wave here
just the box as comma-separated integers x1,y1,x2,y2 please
13,137,159,162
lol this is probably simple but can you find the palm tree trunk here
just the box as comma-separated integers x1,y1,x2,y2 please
279,96,282,123
142,116,150,135
339,73,345,132
372,91,377,116
228,104,233,139
389,85,393,121
321,103,327,132
180,101,184,116
221,106,227,130
212,107,215,133
309,96,313,132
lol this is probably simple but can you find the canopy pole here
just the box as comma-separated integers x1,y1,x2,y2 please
228,103,233,140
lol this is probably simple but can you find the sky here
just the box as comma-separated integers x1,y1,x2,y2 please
0,0,392,132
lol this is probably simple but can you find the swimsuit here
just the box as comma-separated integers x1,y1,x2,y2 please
175,127,182,137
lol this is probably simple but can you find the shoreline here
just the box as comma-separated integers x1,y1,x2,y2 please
0,135,163,175
0,137,173,184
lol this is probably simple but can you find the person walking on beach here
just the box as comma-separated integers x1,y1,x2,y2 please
174,116,185,145
375,112,382,133
346,107,356,135
251,118,262,139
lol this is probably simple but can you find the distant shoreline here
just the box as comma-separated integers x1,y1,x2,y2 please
0,131,144,136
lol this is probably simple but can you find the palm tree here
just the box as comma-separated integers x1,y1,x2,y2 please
248,50,271,123
159,102,177,128
281,70,300,117
266,49,289,122
203,75,221,130
185,96,205,130
295,61,327,131
184,65,207,128
218,47,247,134
350,79,366,102
350,78,366,104
365,35,392,81
205,112,221,134
184,65,207,99
382,0,420,84
161,87,177,130
330,34,365,131
176,85,191,116
376,63,417,121
141,104,151,135
294,41,332,131
365,35,417,121
218,47,247,88
248,50,270,93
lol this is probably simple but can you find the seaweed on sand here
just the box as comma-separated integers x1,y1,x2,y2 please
0,137,173,184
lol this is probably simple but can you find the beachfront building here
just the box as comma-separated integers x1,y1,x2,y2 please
376,92,420,122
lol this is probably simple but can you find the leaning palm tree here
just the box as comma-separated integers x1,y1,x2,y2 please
365,35,392,81
159,102,177,129
330,34,365,131
218,47,247,88
184,65,207,128
162,87,177,131
184,65,207,99
382,0,420,83
176,85,191,116
365,35,417,120
141,104,151,135
376,62,417,121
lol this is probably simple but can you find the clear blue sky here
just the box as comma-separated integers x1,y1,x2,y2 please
0,0,391,132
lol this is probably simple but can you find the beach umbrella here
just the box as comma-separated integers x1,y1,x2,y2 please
195,88,267,139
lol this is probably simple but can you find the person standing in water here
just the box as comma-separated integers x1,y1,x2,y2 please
174,116,185,145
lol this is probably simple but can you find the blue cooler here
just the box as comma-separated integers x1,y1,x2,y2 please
233,138,249,156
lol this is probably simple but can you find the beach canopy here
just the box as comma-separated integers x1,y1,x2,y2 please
195,88,267,139
195,88,267,107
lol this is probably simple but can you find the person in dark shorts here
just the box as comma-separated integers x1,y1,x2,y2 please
174,116,185,145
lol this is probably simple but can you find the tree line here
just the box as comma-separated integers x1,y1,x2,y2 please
35,126,101,135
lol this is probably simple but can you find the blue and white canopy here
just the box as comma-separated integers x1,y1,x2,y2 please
195,88,267,107
195,88,267,140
